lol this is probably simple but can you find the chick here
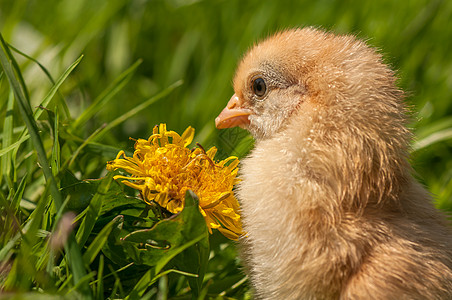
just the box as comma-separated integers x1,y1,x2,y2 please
215,28,452,299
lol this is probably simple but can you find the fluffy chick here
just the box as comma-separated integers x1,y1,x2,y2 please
215,28,452,299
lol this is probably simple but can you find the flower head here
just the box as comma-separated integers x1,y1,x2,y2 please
107,124,243,240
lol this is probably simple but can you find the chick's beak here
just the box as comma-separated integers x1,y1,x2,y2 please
215,94,252,129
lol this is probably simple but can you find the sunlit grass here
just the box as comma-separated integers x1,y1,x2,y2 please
0,0,451,298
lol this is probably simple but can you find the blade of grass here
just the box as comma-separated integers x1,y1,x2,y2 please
7,42,72,119
76,174,113,248
141,288,158,300
72,59,142,129
67,123,106,168
0,39,29,102
0,125,25,141
107,265,126,299
65,271,97,296
8,42,56,84
109,278,122,300
88,262,134,286
0,192,21,245
5,54,83,159
1,89,15,187
0,183,28,257
82,215,123,265
0,134,30,157
415,118,452,139
157,275,168,300
0,220,31,262
96,255,104,299
412,127,452,151
2,184,48,290
51,108,60,177
11,174,27,212
0,36,60,205
31,55,83,122
84,142,132,158
91,80,183,142
37,193,73,272
0,34,91,298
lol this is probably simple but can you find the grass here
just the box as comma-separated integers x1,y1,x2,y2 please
0,0,451,298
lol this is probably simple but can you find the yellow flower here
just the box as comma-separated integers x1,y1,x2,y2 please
106,123,243,240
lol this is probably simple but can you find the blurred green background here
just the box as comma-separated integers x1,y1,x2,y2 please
0,0,451,297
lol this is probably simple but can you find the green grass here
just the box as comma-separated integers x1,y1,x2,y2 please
0,0,451,298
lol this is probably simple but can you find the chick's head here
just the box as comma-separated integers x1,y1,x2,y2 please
216,28,405,141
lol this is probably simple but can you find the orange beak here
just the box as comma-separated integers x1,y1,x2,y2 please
215,94,252,129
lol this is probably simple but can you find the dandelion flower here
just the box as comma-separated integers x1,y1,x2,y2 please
107,123,243,240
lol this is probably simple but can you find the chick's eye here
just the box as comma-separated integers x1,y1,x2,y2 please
252,77,267,98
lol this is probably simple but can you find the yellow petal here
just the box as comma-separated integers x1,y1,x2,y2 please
180,126,195,147
109,159,144,176
217,227,240,241
205,147,217,159
166,130,182,145
203,212,221,233
201,192,231,209
159,123,168,146
220,156,239,171
121,180,145,192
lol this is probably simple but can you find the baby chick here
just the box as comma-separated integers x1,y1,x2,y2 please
216,28,452,299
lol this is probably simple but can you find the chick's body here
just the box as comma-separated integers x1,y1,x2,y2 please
216,28,452,299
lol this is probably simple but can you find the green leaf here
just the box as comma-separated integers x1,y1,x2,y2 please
174,232,210,297
99,181,144,215
101,215,130,267
123,191,209,298
125,232,206,299
122,191,207,267
60,170,97,212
